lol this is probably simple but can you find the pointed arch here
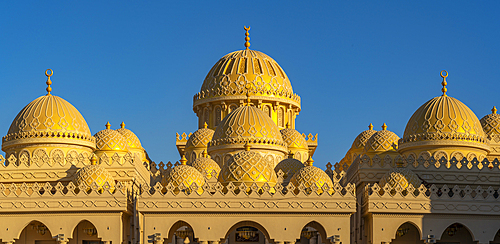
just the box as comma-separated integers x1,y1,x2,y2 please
15,220,55,241
389,221,423,244
438,223,474,244
223,220,272,244
70,219,102,240
164,220,196,244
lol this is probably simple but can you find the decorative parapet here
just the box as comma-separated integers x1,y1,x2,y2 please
138,179,356,213
0,181,129,213
302,133,318,156
193,88,301,108
175,132,191,157
363,183,500,216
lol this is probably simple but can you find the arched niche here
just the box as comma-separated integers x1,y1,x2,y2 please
223,221,272,244
70,220,102,243
438,223,474,244
15,220,55,244
164,221,196,244
390,222,423,244
297,221,328,244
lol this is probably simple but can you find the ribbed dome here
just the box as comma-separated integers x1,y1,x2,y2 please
280,127,308,151
94,123,129,152
399,95,489,152
352,124,377,150
363,124,399,153
186,123,215,150
289,159,334,194
379,167,421,189
480,106,500,143
209,105,286,150
116,122,142,149
191,156,221,179
274,158,304,181
194,49,300,107
2,94,95,151
218,149,278,188
164,158,205,193
74,160,116,191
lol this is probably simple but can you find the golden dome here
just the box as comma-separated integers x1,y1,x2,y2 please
274,157,304,181
191,152,221,179
289,157,334,194
480,106,500,143
280,125,309,151
218,147,278,188
74,157,116,191
116,122,142,149
186,123,215,150
352,123,377,150
2,93,95,151
164,155,205,193
379,167,421,189
209,105,286,151
94,122,129,151
363,124,399,153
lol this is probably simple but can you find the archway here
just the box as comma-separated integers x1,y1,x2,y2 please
297,221,329,244
165,221,197,244
15,220,55,244
437,223,474,244
70,220,102,244
223,221,272,244
491,229,500,244
390,222,423,244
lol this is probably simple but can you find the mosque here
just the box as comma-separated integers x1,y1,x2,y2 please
0,27,499,244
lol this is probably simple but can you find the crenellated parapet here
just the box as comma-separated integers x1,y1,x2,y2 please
302,133,318,157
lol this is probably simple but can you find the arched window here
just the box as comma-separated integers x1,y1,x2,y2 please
263,105,271,118
277,107,284,127
215,106,222,126
203,108,210,126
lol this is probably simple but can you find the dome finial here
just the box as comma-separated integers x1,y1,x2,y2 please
45,69,53,95
382,123,387,130
244,26,251,50
90,154,97,165
202,149,208,158
105,122,111,130
244,83,253,106
180,154,188,165
492,106,497,114
306,156,314,166
368,123,374,130
244,141,251,151
288,150,295,159
285,122,290,129
440,70,448,96
120,121,125,129
203,122,208,129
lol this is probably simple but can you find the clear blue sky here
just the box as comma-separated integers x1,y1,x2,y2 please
1,1,500,168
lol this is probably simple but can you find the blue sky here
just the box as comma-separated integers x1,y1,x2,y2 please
1,1,500,168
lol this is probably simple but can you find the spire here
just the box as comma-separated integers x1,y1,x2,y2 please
244,142,251,151
440,70,448,96
368,123,373,130
90,154,97,165
120,121,125,129
381,123,387,130
306,156,314,167
45,69,53,95
492,106,497,114
180,154,188,165
202,149,208,158
105,122,111,130
244,26,251,50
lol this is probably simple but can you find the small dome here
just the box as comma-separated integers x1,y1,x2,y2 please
191,153,221,179
274,157,304,181
210,105,286,150
218,147,278,188
363,124,399,153
280,126,309,151
74,158,116,191
480,106,500,143
164,156,205,193
351,123,377,150
379,167,421,189
116,122,142,149
94,122,129,151
289,158,334,194
186,123,215,150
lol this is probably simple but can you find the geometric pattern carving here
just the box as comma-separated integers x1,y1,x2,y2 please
191,157,220,179
364,128,399,153
94,127,128,151
274,158,304,181
116,126,143,149
480,108,500,143
352,126,377,150
280,127,309,150
219,150,277,188
74,164,116,191
290,164,334,194
379,167,421,189
186,127,214,150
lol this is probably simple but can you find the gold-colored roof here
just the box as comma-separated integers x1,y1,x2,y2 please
363,124,399,153
280,125,309,151
379,167,421,189
274,157,304,181
164,155,205,193
480,106,500,143
351,123,377,150
2,70,95,151
289,157,334,194
191,152,221,179
209,105,286,149
94,122,129,152
116,122,142,149
74,157,116,191
218,147,278,188
186,123,214,150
